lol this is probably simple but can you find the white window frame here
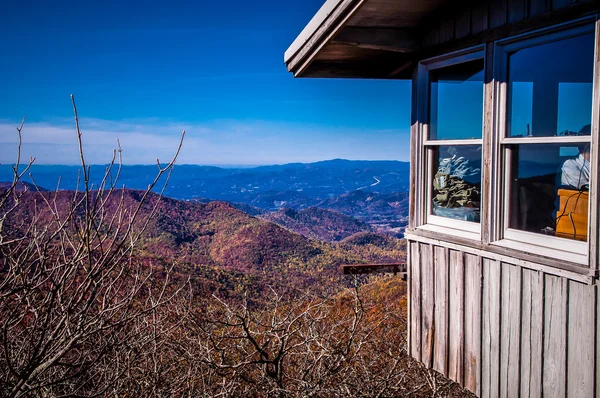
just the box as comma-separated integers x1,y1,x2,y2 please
415,46,486,241
490,19,598,266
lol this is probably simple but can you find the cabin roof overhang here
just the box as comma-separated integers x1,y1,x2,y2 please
284,0,451,79
284,0,599,79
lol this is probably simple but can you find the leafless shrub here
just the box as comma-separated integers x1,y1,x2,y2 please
145,282,437,397
0,99,472,398
0,96,188,397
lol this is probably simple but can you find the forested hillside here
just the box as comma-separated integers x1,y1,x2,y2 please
0,182,471,397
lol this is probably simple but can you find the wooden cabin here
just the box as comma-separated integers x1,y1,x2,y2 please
285,1,600,396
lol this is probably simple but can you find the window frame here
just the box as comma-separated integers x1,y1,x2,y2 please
490,18,598,266
411,16,600,271
415,46,486,241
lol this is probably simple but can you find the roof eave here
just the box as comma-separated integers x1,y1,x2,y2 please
284,0,364,77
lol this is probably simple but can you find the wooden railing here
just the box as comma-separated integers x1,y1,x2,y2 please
341,262,407,278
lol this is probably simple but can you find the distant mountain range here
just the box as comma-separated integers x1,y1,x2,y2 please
0,159,410,236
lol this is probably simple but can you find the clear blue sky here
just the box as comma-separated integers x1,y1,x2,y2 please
0,0,411,165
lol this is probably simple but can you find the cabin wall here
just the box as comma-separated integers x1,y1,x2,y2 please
405,1,600,396
407,239,597,397
420,0,597,52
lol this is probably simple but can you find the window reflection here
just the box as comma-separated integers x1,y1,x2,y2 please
429,59,484,140
431,145,482,222
508,143,590,241
507,32,594,137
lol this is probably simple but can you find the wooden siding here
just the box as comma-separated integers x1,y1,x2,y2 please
421,0,598,50
408,239,599,397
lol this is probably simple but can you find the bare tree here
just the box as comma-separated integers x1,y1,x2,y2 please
0,99,473,398
0,95,188,397
156,282,429,397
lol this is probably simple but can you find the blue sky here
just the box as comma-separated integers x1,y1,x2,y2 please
0,0,411,165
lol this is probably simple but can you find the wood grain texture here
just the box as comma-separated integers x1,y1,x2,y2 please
455,8,471,39
470,2,490,36
552,0,574,11
500,263,522,398
463,254,482,395
489,0,508,28
529,0,549,17
597,283,600,398
543,275,568,398
482,258,501,398
481,42,495,245
520,269,544,398
438,15,455,44
433,246,449,376
420,243,435,368
287,0,359,74
409,68,419,229
590,17,600,272
508,0,529,23
567,280,595,397
448,250,465,385
405,229,594,283
407,240,411,355
410,241,422,362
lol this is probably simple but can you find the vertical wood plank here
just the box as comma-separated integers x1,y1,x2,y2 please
567,281,595,397
455,8,471,39
438,15,455,44
482,259,501,398
409,68,419,229
471,3,489,35
500,263,522,398
464,254,482,396
410,242,422,362
597,284,600,398
482,42,496,245
422,25,439,48
407,240,411,354
508,0,528,23
543,275,568,398
589,13,600,272
529,0,549,17
520,269,544,398
434,246,449,376
489,0,508,29
448,250,465,386
421,244,435,368
551,0,572,11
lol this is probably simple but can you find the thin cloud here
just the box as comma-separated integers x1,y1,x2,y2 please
0,118,410,165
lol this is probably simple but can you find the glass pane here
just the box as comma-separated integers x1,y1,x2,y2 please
431,145,482,222
429,59,484,140
507,143,591,241
507,31,594,137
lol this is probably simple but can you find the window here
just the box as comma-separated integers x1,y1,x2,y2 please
495,22,595,264
413,19,598,268
418,49,485,239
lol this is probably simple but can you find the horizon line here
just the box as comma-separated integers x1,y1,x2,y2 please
0,158,410,169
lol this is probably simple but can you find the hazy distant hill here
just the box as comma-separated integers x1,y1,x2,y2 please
0,181,47,191
0,159,409,201
0,159,410,236
261,207,371,242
